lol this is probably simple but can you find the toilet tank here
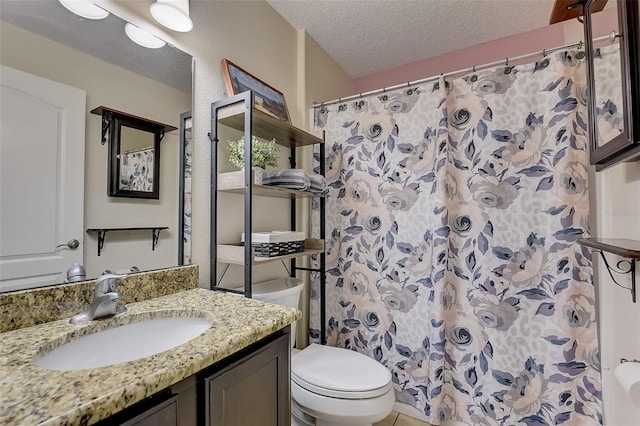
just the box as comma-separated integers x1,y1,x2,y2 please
250,277,304,308
234,277,304,347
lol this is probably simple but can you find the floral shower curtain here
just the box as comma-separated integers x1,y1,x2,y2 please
311,50,602,425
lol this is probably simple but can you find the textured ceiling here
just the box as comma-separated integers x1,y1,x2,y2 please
266,0,557,78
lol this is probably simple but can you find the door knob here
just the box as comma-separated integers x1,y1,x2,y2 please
57,239,80,250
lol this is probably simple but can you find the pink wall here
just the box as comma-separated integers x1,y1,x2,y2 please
354,24,565,93
354,8,618,94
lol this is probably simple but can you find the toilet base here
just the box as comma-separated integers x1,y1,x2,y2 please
292,412,376,426
291,380,394,426
317,421,374,426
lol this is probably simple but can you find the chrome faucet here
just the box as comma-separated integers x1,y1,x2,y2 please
69,273,127,325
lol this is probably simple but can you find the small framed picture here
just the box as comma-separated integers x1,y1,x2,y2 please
220,59,291,123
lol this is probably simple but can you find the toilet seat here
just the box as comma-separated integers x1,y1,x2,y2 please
291,344,392,400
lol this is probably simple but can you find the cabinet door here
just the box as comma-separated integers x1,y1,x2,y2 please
120,395,178,426
584,0,640,170
205,333,290,426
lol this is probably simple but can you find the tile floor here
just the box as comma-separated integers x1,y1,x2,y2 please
374,411,433,426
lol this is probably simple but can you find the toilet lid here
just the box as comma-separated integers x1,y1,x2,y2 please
291,344,392,399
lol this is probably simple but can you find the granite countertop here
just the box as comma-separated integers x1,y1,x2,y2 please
0,288,301,425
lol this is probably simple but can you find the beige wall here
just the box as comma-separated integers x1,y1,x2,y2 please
0,22,190,279
304,32,356,117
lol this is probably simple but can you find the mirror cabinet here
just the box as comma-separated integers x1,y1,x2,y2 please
91,106,177,199
583,0,640,170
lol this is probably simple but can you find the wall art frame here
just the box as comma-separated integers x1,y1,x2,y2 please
220,58,290,123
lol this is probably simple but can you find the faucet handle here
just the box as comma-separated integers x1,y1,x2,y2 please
95,273,127,294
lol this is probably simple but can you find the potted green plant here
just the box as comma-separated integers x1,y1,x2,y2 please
228,136,279,169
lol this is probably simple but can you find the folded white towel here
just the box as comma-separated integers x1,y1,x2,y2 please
307,173,328,194
261,169,310,191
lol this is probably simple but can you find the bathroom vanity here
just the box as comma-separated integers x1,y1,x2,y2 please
0,286,299,425
98,328,290,426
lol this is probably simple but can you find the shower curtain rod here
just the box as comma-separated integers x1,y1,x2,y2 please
119,145,155,155
312,33,618,109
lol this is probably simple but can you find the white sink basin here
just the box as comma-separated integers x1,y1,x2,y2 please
34,316,212,371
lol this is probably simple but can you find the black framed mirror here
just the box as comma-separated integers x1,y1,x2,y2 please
178,110,193,265
91,106,177,199
583,0,640,170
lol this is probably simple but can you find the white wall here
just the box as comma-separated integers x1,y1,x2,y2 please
593,165,640,426
0,22,190,279
564,9,640,425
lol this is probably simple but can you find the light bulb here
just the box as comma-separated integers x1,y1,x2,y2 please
150,0,193,33
124,23,166,49
58,0,109,20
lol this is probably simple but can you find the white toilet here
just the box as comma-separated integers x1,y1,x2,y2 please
249,278,395,426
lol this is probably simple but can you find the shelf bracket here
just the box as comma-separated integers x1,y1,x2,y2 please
87,227,168,256
97,230,107,256
280,260,292,276
100,111,113,145
152,228,161,251
596,249,637,303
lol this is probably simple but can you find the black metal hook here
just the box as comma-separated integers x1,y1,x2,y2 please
566,1,586,23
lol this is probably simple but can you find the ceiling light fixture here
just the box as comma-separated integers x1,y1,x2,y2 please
124,23,166,49
58,0,109,20
149,0,193,32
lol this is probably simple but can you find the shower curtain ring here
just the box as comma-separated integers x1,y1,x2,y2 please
472,65,476,73
543,49,547,57
505,58,509,66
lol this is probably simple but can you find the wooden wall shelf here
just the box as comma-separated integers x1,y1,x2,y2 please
90,106,177,132
90,106,177,145
578,238,640,258
578,237,639,303
549,0,608,24
86,227,169,256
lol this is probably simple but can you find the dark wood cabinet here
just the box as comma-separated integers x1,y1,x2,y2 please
120,395,179,426
584,0,640,170
204,332,290,426
97,328,290,426
96,390,186,426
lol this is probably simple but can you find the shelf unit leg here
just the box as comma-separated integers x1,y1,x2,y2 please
319,137,326,344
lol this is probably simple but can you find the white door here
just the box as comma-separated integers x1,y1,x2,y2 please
0,65,85,292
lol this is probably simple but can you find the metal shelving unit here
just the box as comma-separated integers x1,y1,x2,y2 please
210,91,327,343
